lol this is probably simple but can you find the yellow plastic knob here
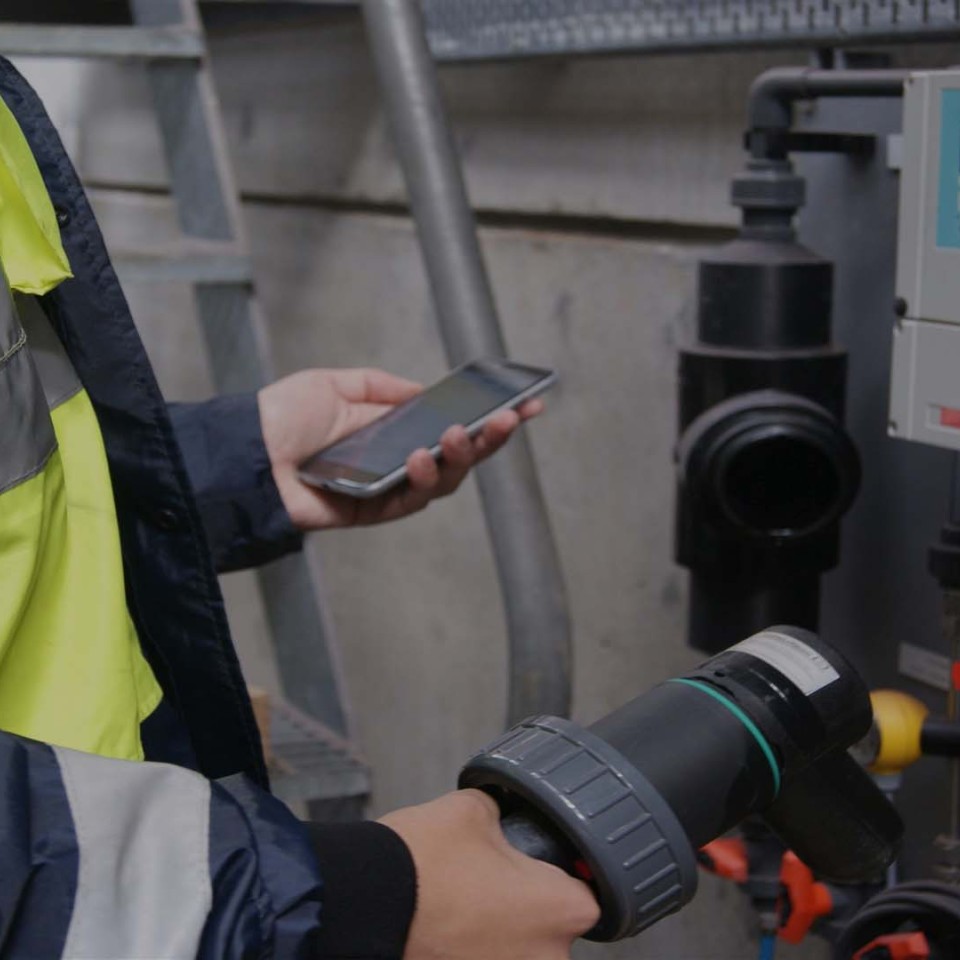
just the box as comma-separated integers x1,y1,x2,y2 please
869,689,929,775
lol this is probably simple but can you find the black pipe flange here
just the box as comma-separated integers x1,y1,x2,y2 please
678,390,861,545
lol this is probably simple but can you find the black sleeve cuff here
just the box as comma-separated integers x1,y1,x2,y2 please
304,820,418,960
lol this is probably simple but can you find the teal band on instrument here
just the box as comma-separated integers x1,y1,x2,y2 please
668,678,782,796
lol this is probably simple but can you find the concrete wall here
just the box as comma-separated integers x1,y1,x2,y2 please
14,21,960,959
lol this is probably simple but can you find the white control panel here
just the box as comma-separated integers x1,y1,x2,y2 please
891,71,960,452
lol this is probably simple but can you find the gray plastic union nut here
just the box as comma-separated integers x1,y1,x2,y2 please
731,160,806,210
459,716,698,942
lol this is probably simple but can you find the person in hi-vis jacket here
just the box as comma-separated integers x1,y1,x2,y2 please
0,58,596,960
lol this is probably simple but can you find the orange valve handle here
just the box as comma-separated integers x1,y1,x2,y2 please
778,851,833,944
852,931,930,960
699,838,749,884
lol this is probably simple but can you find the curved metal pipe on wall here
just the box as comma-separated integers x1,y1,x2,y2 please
361,0,572,723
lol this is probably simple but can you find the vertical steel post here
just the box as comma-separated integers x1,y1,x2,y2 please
362,0,572,722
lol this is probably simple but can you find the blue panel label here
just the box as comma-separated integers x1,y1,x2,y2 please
937,89,960,249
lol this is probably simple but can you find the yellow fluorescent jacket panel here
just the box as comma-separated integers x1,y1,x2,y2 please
0,389,162,760
0,96,161,759
0,98,72,295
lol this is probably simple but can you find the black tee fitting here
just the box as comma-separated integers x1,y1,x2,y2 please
672,69,890,653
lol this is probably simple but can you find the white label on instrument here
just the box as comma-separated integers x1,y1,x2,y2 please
729,631,840,696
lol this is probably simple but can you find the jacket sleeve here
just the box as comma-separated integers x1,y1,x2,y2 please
167,395,303,573
0,730,417,960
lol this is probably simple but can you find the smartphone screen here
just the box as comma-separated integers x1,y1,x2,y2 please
299,359,555,493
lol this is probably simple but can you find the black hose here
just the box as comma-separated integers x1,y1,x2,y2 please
834,881,960,959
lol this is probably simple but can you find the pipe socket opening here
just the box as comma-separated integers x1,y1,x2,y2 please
717,429,844,537
678,391,860,543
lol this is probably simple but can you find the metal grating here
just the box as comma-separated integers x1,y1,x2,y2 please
268,696,371,806
421,1,960,61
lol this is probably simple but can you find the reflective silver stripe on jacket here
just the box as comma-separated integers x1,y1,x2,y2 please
15,293,82,411
54,746,213,960
0,280,56,495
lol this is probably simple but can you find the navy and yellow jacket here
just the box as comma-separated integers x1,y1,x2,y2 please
0,58,415,959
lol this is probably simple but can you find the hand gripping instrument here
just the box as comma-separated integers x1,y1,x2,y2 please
460,626,903,942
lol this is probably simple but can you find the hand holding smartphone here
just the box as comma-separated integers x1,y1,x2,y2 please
297,358,556,499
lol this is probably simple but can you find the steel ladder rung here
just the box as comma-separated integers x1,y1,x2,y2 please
112,239,254,285
268,696,371,805
0,24,204,60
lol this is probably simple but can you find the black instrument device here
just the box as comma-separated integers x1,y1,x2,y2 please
460,626,903,942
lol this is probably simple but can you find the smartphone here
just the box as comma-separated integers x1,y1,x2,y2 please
298,358,557,498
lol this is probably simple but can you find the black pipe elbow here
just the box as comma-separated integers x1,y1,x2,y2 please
747,67,813,133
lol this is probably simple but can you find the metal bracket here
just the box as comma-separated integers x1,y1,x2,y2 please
745,130,877,158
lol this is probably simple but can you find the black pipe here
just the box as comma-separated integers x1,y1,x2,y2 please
747,67,910,134
922,720,960,759
689,577,821,662
588,680,777,848
929,456,960,591
950,454,960,528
